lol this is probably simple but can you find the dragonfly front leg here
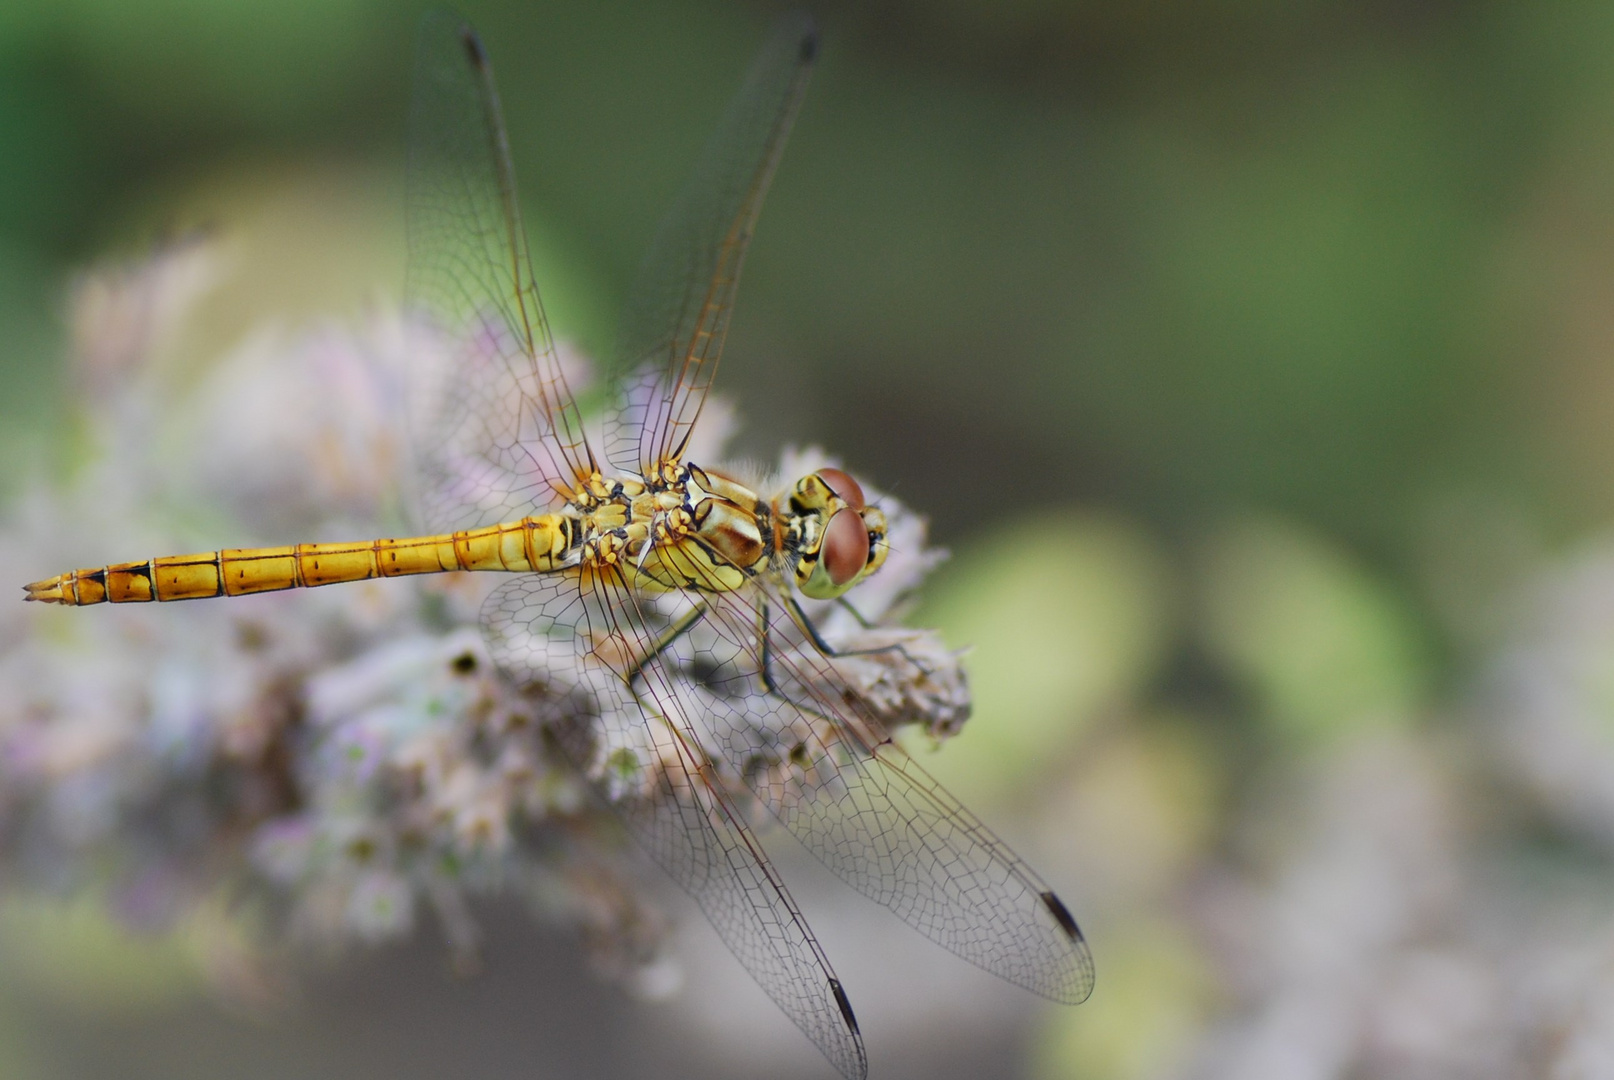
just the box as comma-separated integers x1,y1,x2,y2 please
783,596,932,675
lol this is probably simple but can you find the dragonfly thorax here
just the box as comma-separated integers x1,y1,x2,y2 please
567,463,770,594
562,463,887,602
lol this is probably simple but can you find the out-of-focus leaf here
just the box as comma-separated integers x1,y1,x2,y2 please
1030,920,1211,1080
914,509,1174,804
1037,716,1227,910
1198,515,1428,744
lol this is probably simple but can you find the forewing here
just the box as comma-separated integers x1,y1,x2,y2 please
481,572,867,1080
406,13,595,532
602,14,817,474
690,584,1095,1005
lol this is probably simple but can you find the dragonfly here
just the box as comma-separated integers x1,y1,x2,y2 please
25,13,1092,1077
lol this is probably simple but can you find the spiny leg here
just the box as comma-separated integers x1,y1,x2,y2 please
784,595,932,675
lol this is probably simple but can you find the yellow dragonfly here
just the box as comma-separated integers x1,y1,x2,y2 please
26,13,1092,1077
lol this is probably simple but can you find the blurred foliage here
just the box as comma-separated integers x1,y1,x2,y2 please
1197,515,1428,746
1032,920,1212,1080
1036,716,1227,907
2,0,1613,549
0,895,203,1015
918,510,1173,804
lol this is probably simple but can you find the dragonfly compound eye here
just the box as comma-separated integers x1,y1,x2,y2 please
815,467,865,510
821,507,871,587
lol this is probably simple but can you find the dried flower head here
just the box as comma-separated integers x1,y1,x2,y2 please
0,242,965,1003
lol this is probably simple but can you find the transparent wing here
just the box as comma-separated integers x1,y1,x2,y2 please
405,13,596,532
663,570,1095,1005
481,572,867,1080
602,13,817,474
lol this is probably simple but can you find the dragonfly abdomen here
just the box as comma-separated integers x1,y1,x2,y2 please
23,515,575,605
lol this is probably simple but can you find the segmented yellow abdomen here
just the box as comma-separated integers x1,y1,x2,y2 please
23,516,574,606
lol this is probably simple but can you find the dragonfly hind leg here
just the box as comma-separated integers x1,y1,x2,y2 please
622,601,709,687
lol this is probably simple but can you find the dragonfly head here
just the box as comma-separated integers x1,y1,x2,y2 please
788,467,889,600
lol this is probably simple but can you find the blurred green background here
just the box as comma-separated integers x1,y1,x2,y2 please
8,0,1613,548
8,0,1614,1078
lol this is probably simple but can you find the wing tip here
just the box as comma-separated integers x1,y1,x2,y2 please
828,976,869,1078
1040,889,1097,1005
829,976,860,1035
1040,890,1083,942
458,22,489,70
779,10,819,64
1061,955,1098,1005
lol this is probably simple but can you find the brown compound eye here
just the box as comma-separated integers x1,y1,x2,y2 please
821,508,871,586
816,467,865,511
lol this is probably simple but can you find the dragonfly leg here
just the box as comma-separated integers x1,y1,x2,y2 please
834,596,876,629
623,601,710,687
755,599,884,758
784,596,932,675
756,599,779,695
